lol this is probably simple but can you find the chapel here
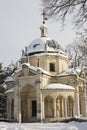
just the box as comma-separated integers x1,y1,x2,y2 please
5,16,86,122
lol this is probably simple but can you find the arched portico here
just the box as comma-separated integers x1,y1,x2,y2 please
44,96,54,118
21,85,37,122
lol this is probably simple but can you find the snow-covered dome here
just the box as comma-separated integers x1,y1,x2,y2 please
22,19,64,57
27,37,61,56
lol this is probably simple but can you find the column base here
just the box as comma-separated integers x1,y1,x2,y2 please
37,113,41,122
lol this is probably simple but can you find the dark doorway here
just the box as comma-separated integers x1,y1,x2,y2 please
32,100,37,117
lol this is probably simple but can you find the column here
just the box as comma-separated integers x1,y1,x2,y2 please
64,98,67,118
54,97,56,118
14,82,21,123
85,86,87,116
41,96,45,122
82,85,87,117
36,81,41,121
75,89,80,117
73,101,75,117
44,59,47,71
18,94,21,123
9,99,11,120
14,85,19,122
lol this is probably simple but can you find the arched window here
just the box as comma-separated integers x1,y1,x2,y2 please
56,96,64,118
44,96,54,118
21,85,36,122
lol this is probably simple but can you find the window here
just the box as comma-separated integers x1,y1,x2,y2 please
50,63,55,72
46,40,56,49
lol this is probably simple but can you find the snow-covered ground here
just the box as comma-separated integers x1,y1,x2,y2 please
0,122,87,130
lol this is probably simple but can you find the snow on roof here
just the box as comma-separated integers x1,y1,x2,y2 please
38,67,51,76
13,62,51,77
14,66,22,73
42,83,75,90
5,76,14,83
57,67,82,77
22,63,51,76
27,37,51,54
12,66,22,76
0,71,7,76
22,63,30,68
5,87,14,94
27,37,65,55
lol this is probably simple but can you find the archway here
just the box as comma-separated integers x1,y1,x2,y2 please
21,85,36,122
67,96,73,117
56,96,64,118
44,96,54,118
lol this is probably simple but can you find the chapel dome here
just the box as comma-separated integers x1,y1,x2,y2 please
27,37,62,56
23,16,65,57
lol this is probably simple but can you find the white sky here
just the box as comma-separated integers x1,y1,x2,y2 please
0,0,76,67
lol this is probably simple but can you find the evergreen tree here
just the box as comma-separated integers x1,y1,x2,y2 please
0,62,17,118
0,63,2,72
0,63,7,118
0,93,6,118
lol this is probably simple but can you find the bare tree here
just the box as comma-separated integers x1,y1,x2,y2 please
41,0,87,28
66,42,81,68
66,34,87,68
42,0,87,67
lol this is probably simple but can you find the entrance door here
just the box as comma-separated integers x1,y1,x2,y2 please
32,100,37,117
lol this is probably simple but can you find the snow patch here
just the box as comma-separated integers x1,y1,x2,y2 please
57,67,82,77
5,77,14,83
22,63,51,76
42,83,75,90
0,122,87,130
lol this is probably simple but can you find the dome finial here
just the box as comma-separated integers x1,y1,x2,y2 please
40,10,48,37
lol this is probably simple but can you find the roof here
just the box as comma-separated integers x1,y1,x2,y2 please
22,63,51,76
12,66,22,76
5,76,14,83
12,63,51,76
26,37,64,56
41,83,75,90
57,67,82,77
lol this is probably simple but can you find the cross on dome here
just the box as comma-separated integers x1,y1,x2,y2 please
42,11,48,24
40,11,48,37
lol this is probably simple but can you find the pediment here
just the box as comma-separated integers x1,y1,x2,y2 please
14,68,38,78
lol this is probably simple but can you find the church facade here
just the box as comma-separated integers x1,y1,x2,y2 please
5,19,86,122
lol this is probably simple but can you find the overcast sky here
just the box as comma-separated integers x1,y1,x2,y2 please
0,0,76,67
